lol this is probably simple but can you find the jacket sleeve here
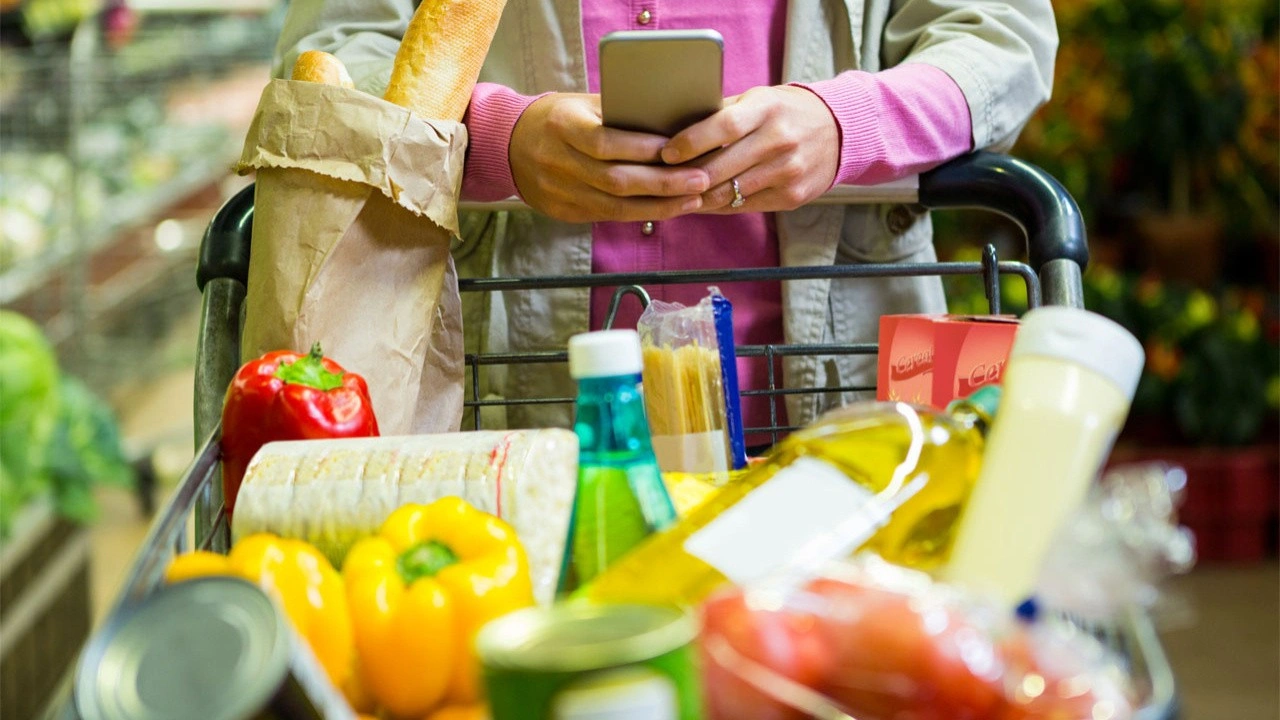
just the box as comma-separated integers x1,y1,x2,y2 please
882,0,1057,151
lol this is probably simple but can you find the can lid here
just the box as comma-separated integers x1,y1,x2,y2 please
477,603,695,673
1009,306,1145,400
75,576,291,720
569,330,644,379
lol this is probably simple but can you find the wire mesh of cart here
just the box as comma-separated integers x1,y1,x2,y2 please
86,152,1178,720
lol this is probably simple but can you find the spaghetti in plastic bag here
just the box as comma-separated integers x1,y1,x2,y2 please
638,287,747,475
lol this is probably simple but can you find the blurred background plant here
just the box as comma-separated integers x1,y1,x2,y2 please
1013,0,1279,238
1083,267,1280,446
0,310,134,539
940,0,1279,447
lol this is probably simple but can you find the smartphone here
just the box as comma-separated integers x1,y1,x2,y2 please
600,29,724,137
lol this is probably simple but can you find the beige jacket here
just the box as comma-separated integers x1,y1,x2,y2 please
275,0,1057,430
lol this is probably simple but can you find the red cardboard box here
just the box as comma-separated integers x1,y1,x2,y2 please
877,315,937,406
878,315,1020,410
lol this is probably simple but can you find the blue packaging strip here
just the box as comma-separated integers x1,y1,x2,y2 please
711,290,748,469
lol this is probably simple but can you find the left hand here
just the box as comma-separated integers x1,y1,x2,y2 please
659,85,840,213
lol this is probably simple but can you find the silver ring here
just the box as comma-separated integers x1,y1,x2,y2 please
730,178,746,208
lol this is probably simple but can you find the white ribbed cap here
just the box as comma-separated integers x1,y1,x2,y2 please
569,329,643,379
1011,306,1146,400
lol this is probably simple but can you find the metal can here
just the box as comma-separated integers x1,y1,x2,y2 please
74,576,353,720
477,602,701,720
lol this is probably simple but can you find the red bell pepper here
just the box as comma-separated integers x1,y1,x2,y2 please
220,343,379,517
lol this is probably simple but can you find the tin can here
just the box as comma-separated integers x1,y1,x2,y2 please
74,576,353,720
477,603,702,720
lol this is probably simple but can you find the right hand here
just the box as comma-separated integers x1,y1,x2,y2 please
509,93,710,223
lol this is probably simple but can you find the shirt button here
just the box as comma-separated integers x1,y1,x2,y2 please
641,221,655,236
636,9,652,24
886,204,916,234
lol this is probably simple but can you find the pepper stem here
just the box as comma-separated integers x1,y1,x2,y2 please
397,541,459,584
274,342,344,391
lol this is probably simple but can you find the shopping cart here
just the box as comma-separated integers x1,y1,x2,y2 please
73,151,1179,720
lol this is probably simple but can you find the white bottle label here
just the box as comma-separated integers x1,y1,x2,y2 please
552,667,678,720
682,457,883,586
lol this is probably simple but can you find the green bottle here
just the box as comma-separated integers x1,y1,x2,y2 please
556,330,678,596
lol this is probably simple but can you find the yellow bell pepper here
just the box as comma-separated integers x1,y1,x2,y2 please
423,704,489,720
165,534,355,693
344,498,534,718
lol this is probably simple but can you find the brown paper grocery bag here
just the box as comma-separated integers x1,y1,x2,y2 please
236,79,467,435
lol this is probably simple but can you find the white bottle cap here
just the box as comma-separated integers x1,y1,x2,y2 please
568,329,644,379
1010,306,1146,400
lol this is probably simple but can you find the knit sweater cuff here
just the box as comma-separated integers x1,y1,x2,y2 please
462,83,547,201
792,63,973,187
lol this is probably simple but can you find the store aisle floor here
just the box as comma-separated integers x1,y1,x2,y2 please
1160,563,1280,720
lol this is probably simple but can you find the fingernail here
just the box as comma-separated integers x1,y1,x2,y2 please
682,197,701,211
663,147,681,164
686,176,708,193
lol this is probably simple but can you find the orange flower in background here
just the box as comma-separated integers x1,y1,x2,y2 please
1240,289,1268,320
1240,37,1280,176
1146,341,1183,382
1136,274,1166,307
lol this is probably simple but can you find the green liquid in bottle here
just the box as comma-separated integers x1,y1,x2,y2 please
557,369,677,596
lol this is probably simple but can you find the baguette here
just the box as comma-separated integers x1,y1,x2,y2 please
290,50,355,88
382,0,507,121
231,430,578,604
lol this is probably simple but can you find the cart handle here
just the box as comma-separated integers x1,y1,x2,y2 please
917,152,1087,273
197,150,1087,291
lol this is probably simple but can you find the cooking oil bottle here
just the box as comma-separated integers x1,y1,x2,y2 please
574,387,1000,607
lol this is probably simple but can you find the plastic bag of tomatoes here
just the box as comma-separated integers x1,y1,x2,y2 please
698,555,1137,720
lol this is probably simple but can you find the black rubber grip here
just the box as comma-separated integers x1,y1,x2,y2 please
919,150,1089,272
196,182,254,291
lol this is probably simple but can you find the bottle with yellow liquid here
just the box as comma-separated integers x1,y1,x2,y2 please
573,387,1000,607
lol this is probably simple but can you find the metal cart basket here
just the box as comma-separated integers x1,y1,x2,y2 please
81,152,1177,720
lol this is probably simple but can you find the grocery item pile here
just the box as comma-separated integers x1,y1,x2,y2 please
73,1,1197,717
90,300,1194,720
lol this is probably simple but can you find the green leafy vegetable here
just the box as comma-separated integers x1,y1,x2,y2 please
0,311,62,537
0,310,134,539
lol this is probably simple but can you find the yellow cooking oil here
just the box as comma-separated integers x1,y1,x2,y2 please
574,390,998,608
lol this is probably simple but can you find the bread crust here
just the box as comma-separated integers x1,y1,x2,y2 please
382,0,508,121
291,50,355,88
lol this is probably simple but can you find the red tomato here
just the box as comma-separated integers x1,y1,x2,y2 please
805,577,1004,720
995,630,1134,720
700,589,837,720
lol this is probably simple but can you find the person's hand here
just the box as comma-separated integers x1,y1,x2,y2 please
660,86,840,213
509,93,710,223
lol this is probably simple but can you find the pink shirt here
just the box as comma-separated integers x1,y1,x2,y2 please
462,1,973,437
